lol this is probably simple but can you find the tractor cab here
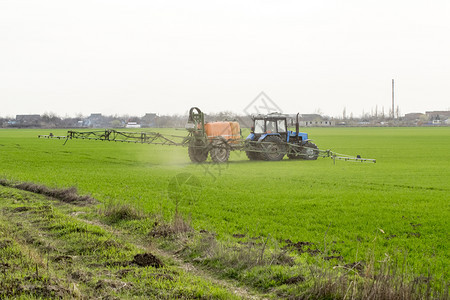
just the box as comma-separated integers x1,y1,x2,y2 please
245,112,317,161
249,113,308,145
252,113,288,140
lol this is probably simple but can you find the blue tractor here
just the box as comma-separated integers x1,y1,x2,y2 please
245,113,319,161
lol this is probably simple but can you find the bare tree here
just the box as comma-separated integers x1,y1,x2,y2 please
314,108,323,115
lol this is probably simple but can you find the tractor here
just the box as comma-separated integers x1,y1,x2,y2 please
245,113,319,161
186,107,319,162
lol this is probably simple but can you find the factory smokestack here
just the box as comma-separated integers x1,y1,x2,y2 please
392,79,395,119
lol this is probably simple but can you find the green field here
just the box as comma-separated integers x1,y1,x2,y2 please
1,127,449,287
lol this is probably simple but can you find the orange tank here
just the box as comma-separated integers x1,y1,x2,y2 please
229,121,240,143
205,121,240,144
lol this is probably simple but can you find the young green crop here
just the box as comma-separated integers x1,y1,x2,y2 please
0,127,449,284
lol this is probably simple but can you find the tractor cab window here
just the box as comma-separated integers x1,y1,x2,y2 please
254,119,265,134
266,120,276,133
277,120,286,132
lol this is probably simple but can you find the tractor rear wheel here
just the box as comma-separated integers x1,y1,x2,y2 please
302,142,319,160
188,141,208,163
210,138,230,163
261,136,286,161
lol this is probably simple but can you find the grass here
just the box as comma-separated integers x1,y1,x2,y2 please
0,127,449,297
0,184,240,299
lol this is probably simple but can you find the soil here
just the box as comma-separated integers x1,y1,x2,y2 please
13,206,30,212
284,275,305,284
232,233,246,238
149,223,173,238
0,262,10,270
95,279,132,291
323,255,344,261
132,253,164,268
19,284,72,299
52,255,73,263
283,239,320,256
0,239,12,249
408,232,421,238
70,270,92,282
344,261,365,274
115,269,134,279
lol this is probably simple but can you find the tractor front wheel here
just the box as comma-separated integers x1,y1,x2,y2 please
244,139,262,160
245,141,262,160
261,136,286,161
246,150,262,160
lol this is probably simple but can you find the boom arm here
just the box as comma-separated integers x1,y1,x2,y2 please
39,130,191,147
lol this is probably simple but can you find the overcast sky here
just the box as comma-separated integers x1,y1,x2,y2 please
1,0,449,118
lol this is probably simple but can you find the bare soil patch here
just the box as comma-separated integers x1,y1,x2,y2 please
132,253,164,268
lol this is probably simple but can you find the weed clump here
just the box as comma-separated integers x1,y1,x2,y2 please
305,262,448,300
150,212,193,238
0,179,96,205
100,199,144,223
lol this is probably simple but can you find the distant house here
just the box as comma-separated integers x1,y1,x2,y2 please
404,113,424,121
125,122,141,128
425,111,450,122
141,113,157,127
85,113,105,128
358,120,370,125
15,114,41,127
288,114,335,127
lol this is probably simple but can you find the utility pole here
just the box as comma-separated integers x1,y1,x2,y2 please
392,79,395,119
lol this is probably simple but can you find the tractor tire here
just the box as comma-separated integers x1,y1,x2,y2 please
246,150,262,160
287,153,300,160
210,138,230,163
188,141,208,163
302,142,319,160
261,135,286,161
245,139,262,160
